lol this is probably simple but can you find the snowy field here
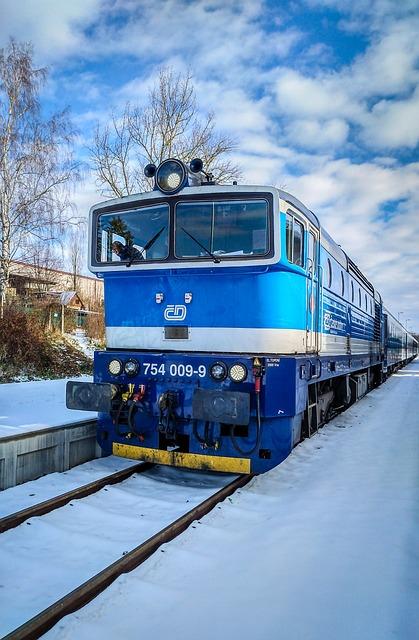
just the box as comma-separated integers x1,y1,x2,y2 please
0,376,95,438
33,359,418,640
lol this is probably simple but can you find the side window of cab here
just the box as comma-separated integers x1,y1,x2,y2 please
286,212,305,267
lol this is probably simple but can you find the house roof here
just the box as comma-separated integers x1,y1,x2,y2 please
36,290,85,308
10,260,101,283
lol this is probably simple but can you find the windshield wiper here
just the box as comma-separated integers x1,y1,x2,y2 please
181,227,221,264
126,226,166,267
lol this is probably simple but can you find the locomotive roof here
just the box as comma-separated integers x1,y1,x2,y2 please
90,182,379,301
276,189,320,228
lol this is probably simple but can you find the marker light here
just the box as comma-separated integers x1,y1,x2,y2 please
144,163,157,178
156,159,187,194
124,359,139,376
210,362,228,381
108,359,123,376
229,363,248,383
189,158,203,173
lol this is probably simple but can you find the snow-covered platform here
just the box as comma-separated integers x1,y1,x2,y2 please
0,377,100,489
0,418,100,489
0,377,95,439
43,359,419,640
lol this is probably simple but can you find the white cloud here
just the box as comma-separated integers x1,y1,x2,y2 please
362,87,419,149
272,12,419,152
0,0,102,61
346,17,419,98
274,70,357,119
284,118,349,149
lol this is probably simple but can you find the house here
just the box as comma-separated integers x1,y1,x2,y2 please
7,262,104,333
8,261,103,308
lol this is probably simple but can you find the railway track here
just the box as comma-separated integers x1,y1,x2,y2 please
1,465,253,640
0,461,152,533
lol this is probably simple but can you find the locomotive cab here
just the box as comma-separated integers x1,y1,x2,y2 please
67,158,314,473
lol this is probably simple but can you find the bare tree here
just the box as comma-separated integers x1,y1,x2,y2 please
89,68,241,198
68,224,86,291
26,239,63,295
0,40,79,317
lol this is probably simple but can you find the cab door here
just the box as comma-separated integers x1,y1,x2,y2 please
306,227,320,353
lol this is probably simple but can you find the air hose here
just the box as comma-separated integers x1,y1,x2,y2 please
127,387,147,438
114,400,128,436
230,392,262,455
158,391,179,438
193,420,220,450
230,359,263,455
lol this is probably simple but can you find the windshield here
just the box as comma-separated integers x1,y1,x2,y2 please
175,199,269,258
96,204,169,263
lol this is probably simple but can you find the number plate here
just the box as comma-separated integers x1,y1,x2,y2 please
164,326,189,339
142,362,206,378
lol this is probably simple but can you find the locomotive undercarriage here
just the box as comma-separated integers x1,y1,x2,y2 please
301,361,399,439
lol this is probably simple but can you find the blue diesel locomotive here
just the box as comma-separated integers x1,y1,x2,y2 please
67,158,418,474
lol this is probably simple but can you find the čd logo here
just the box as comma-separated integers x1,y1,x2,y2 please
164,304,187,321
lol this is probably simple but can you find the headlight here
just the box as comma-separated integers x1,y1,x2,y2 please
156,159,186,194
108,359,123,376
229,363,248,383
210,362,228,381
124,359,139,376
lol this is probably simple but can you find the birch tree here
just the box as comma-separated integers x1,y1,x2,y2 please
89,68,241,197
26,239,63,294
0,40,78,317
68,224,85,291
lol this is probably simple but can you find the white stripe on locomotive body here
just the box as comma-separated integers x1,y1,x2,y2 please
319,334,347,355
106,326,307,354
106,326,376,357
350,337,375,355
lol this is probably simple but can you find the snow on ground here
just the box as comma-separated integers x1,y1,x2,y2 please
0,456,141,518
37,360,419,640
0,376,95,438
64,329,97,360
0,465,232,637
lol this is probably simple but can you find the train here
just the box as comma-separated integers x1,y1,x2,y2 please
66,157,418,474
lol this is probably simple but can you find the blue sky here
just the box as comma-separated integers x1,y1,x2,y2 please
1,0,418,330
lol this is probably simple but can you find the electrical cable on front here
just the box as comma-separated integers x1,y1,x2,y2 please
193,420,220,449
230,392,262,455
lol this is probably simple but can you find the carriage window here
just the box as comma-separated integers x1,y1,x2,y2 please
341,271,345,296
358,289,362,307
285,213,305,267
175,199,269,258
351,281,354,302
96,204,169,263
365,294,367,310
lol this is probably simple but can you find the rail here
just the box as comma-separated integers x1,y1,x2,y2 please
0,461,152,533
3,473,253,640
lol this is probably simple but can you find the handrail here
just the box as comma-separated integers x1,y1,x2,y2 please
317,264,324,353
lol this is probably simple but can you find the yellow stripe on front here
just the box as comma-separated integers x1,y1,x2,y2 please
112,443,251,474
